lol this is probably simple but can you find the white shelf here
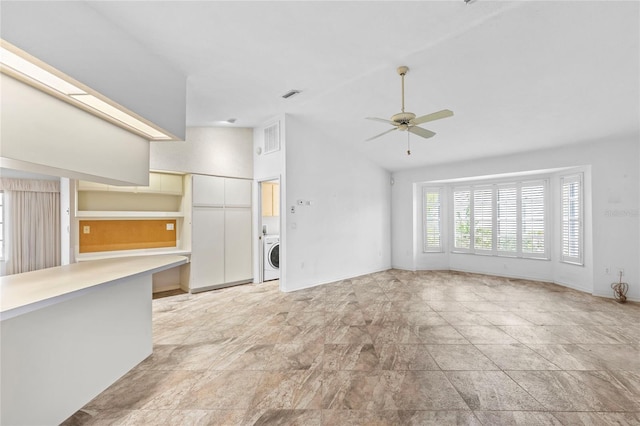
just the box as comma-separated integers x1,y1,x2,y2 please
76,211,184,218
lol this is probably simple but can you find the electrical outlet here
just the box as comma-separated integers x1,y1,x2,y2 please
83,225,90,234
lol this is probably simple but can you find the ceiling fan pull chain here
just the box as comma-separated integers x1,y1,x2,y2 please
407,132,411,155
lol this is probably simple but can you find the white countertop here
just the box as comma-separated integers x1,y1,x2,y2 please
0,255,188,320
76,248,191,261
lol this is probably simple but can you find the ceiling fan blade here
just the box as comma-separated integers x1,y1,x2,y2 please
408,126,436,139
411,109,454,125
366,117,398,126
365,127,397,141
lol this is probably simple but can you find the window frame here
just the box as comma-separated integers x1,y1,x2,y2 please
560,173,584,265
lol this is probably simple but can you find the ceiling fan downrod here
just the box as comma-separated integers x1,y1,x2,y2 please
398,66,409,114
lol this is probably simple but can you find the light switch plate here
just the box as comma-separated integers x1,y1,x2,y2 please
166,223,174,231
83,226,90,234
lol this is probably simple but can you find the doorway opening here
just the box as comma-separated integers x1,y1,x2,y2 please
260,178,280,282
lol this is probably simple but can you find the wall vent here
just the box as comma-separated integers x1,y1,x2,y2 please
263,122,280,154
282,89,300,99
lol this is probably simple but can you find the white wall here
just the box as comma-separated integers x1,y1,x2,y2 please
1,1,186,139
1,75,150,186
392,136,639,301
151,127,253,179
284,115,391,291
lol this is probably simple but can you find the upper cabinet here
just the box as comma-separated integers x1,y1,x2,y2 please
261,182,280,217
76,172,185,217
192,174,251,208
77,172,183,195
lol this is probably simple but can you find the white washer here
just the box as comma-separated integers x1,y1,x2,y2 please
263,235,280,281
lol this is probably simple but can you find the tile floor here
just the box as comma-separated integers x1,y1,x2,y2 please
64,270,640,425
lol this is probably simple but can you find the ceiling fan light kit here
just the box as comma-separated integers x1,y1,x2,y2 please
366,65,454,155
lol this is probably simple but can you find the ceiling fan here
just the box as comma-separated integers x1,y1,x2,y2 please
366,66,453,154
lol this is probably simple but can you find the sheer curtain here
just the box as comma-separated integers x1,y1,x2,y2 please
0,178,60,275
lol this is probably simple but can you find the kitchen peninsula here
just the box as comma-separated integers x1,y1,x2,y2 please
0,255,188,426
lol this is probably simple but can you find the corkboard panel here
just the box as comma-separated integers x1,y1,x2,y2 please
79,220,177,253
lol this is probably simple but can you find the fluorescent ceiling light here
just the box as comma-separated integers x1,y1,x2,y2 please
0,40,173,140
71,94,171,139
0,47,86,95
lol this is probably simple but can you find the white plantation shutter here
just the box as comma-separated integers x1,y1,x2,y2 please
423,187,442,252
473,188,493,251
497,186,517,253
453,189,471,250
561,174,583,264
521,183,546,257
450,180,548,259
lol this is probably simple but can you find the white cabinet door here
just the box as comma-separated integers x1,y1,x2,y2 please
192,175,225,206
190,207,225,290
224,208,252,283
224,178,252,207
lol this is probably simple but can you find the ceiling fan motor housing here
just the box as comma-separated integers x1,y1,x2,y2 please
391,112,416,125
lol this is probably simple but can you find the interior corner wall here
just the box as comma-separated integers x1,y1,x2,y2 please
283,115,391,292
1,1,186,139
391,136,639,301
150,127,253,179
0,74,150,186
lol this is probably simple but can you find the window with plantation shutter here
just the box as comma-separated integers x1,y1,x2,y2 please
497,186,517,253
522,183,546,256
450,180,548,258
423,187,442,252
453,190,471,250
561,174,583,264
473,188,493,251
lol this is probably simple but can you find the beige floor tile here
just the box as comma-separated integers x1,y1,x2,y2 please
499,325,570,344
454,325,519,344
178,370,263,409
323,370,468,410
268,342,324,370
551,411,640,426
474,411,563,425
475,343,560,370
507,370,640,411
165,409,247,426
376,344,441,371
65,271,640,424
323,343,379,371
427,344,498,370
446,371,544,410
396,410,481,425
251,409,322,426
85,370,201,411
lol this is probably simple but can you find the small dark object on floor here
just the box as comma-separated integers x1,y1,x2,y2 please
611,271,628,303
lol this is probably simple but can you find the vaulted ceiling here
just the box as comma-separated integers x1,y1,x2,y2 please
6,1,640,171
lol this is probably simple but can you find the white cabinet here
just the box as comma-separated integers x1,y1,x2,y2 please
261,182,280,217
189,174,252,292
224,208,252,283
190,208,225,289
78,172,183,195
192,174,225,206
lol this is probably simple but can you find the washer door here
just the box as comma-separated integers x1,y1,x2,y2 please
268,243,279,269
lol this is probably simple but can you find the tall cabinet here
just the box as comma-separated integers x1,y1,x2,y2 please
190,174,252,292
